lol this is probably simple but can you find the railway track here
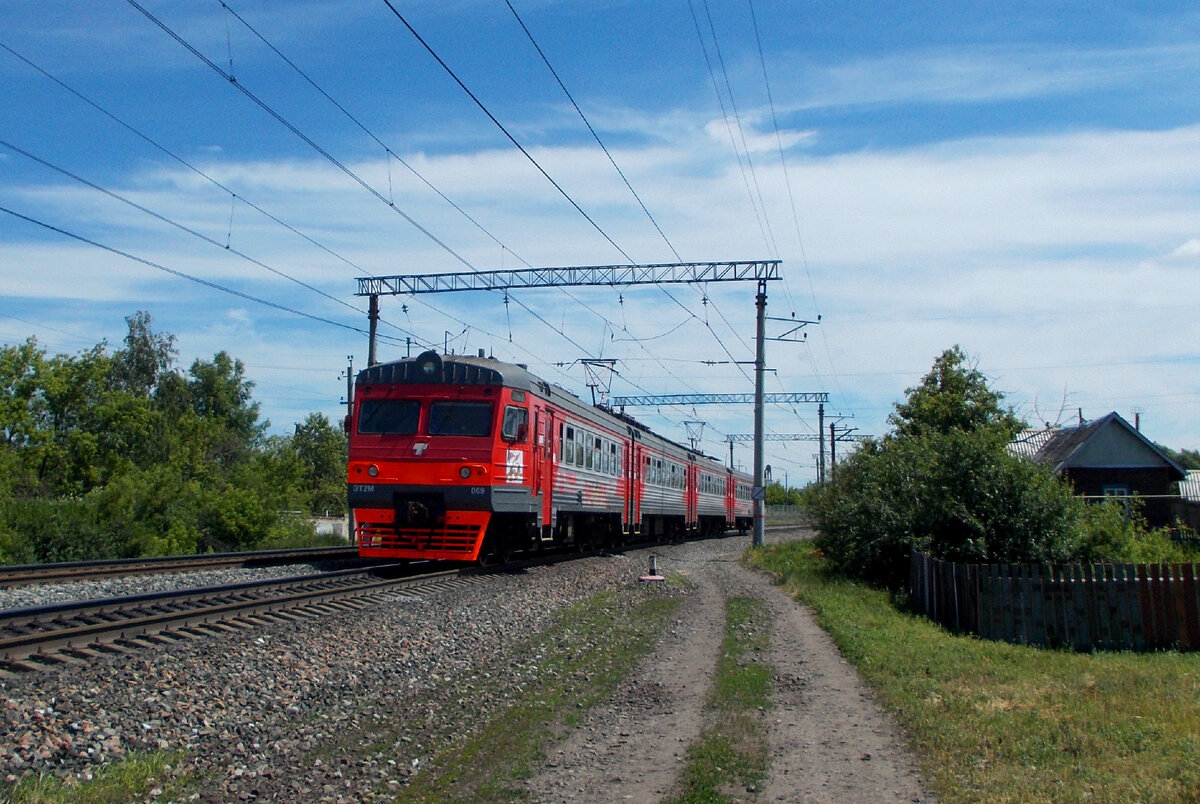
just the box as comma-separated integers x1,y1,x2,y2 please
0,564,465,674
0,545,361,588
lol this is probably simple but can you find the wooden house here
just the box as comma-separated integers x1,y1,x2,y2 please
1010,412,1187,528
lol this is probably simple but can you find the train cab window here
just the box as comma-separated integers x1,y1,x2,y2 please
357,399,420,435
501,405,528,442
429,401,493,437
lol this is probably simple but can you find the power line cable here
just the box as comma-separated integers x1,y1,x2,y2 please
380,0,634,264
217,0,525,268
0,39,376,282
216,1,652,375
684,0,769,251
119,3,621,375
373,1,750,403
0,205,374,334
497,0,756,394
745,0,843,402
503,0,682,263
126,0,476,272
0,138,377,324
699,0,778,257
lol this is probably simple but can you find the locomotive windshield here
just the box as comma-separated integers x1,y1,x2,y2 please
429,401,493,437
357,399,420,435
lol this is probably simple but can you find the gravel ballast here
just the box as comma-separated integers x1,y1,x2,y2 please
0,548,659,800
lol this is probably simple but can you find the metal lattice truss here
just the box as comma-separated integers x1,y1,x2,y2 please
611,392,828,407
356,260,781,296
727,432,866,443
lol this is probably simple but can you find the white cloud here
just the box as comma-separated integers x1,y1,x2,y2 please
772,42,1200,111
1168,238,1200,259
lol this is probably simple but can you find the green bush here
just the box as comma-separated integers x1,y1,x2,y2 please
811,429,1079,587
810,347,1079,588
1073,499,1200,564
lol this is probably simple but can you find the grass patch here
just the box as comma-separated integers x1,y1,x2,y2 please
665,595,771,804
0,751,191,804
749,541,1200,803
395,585,683,802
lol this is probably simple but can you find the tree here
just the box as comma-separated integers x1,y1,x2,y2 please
1160,445,1200,470
0,313,345,564
187,351,264,467
811,347,1079,588
889,345,1020,439
290,412,348,515
110,310,177,397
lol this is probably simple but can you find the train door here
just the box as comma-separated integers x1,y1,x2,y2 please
625,431,640,533
540,409,555,538
532,409,544,497
687,462,699,530
725,469,736,527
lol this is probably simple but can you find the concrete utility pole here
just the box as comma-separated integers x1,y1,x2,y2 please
367,295,379,366
753,280,767,548
818,402,825,483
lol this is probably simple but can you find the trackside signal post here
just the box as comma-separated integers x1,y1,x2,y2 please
355,260,825,549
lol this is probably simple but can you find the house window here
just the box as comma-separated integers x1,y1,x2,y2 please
1102,485,1131,497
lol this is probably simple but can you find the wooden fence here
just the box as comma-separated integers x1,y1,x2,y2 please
909,551,1200,651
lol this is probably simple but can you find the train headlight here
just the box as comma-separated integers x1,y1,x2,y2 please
416,350,442,377
367,464,379,478
459,466,472,479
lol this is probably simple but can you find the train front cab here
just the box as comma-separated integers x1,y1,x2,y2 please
347,353,540,562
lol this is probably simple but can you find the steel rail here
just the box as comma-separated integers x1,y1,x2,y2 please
0,545,361,588
0,565,460,670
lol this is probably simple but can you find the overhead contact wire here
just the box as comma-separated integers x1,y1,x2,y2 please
217,2,632,369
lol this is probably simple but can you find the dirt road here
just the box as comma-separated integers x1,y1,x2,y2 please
523,528,933,802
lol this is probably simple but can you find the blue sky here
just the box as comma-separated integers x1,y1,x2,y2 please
2,0,1199,483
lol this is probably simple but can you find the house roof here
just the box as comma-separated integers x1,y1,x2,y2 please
1010,412,1187,481
1008,426,1057,461
1182,470,1200,503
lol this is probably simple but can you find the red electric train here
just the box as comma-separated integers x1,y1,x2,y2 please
347,350,753,563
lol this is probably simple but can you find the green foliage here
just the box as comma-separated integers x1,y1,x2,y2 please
291,412,349,515
889,345,1021,440
811,347,1079,587
1159,444,1200,470
764,480,801,506
1073,499,1200,563
0,312,347,564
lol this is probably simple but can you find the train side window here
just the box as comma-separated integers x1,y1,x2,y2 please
501,405,528,442
358,399,420,435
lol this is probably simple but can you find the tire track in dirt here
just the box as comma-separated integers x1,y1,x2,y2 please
523,531,933,803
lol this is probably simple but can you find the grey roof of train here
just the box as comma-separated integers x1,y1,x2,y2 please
357,353,728,467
